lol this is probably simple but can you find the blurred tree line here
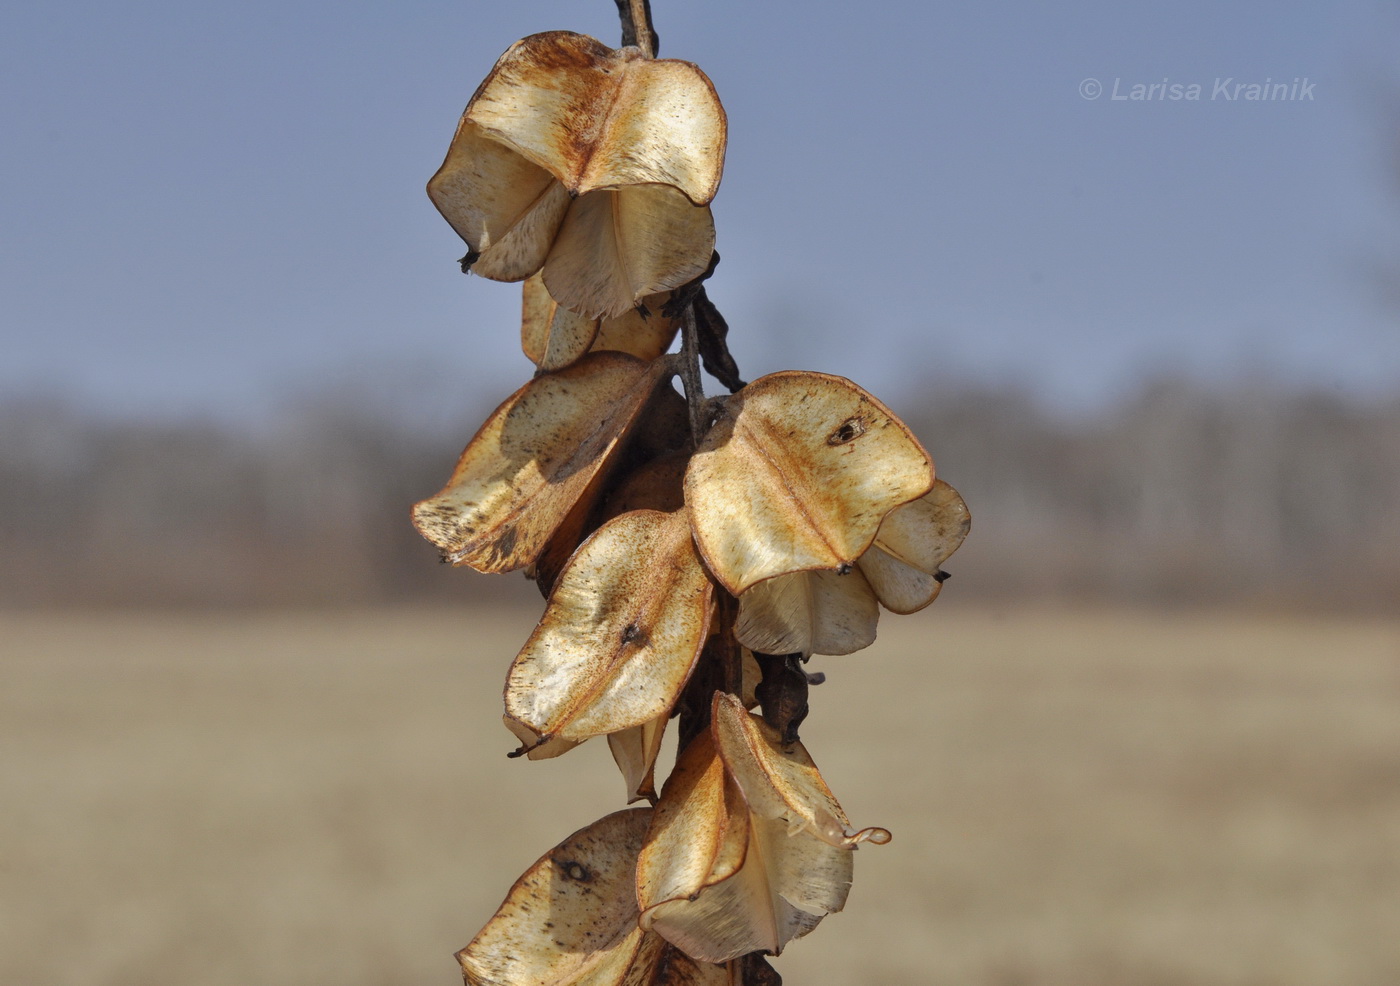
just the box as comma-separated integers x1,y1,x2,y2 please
2,376,1397,611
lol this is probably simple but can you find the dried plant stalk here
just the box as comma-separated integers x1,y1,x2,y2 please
415,3,969,983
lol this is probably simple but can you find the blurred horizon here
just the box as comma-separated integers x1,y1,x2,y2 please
4,368,1398,612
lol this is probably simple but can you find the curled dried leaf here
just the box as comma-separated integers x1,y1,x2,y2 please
411,353,665,573
857,478,971,614
685,372,934,595
505,508,713,754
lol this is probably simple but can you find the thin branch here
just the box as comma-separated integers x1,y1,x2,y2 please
614,0,658,56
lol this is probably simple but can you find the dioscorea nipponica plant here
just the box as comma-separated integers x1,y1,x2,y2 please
415,4,969,983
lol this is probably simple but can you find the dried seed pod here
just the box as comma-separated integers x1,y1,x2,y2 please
504,508,713,757
458,809,730,986
638,695,887,964
734,479,970,654
429,31,726,318
521,273,681,372
458,809,650,986
608,715,668,804
734,566,879,657
411,353,666,573
711,692,889,849
685,371,934,595
541,186,715,320
527,387,690,597
638,730,826,963
857,478,971,614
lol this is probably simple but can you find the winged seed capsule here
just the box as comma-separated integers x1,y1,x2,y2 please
734,479,971,656
636,693,890,964
428,31,727,319
457,809,752,986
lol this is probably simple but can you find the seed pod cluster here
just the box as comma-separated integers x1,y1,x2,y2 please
418,16,969,986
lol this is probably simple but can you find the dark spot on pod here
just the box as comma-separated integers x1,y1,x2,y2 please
620,622,642,645
560,860,592,882
827,416,867,446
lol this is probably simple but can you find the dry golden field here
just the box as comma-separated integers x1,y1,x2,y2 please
3,604,1399,986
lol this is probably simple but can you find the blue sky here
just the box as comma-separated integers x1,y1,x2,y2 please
2,0,1395,422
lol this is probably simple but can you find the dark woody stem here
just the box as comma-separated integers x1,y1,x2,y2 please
614,0,658,56
679,304,708,448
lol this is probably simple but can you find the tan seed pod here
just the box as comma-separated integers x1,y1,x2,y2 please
685,371,934,595
734,565,880,657
608,715,669,804
857,478,971,614
734,479,970,654
429,31,726,318
540,185,715,320
528,391,691,598
711,692,889,850
411,353,666,573
521,273,681,372
637,731,826,963
463,32,725,204
458,809,652,986
638,698,887,964
504,508,713,756
459,810,730,986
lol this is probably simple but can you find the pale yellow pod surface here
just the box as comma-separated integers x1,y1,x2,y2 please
505,508,713,750
543,186,715,319
608,714,669,805
427,121,569,274
591,289,681,362
411,353,663,573
458,809,651,986
685,371,934,595
521,271,599,371
638,732,744,916
858,478,971,614
464,32,726,204
712,692,889,850
734,567,879,657
522,274,681,372
638,731,829,964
